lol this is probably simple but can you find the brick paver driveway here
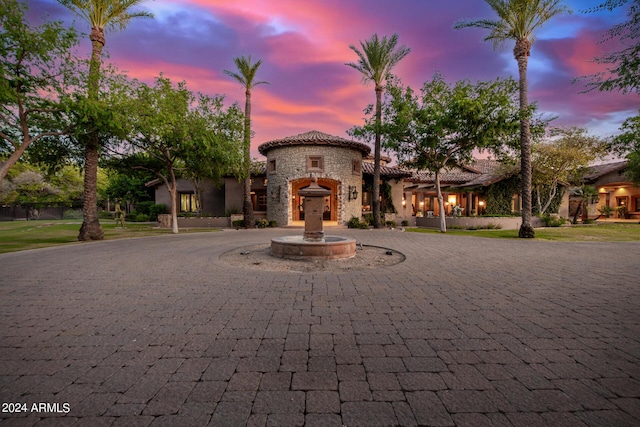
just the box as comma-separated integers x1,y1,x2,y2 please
1,228,639,426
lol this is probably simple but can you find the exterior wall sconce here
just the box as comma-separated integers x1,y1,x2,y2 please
348,185,359,201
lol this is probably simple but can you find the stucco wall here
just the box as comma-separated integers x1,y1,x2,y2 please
264,145,364,226
224,178,243,214
154,178,227,215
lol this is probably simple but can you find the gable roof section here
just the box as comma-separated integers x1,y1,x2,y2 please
582,160,628,183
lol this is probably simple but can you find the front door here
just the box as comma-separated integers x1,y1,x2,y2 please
291,178,338,222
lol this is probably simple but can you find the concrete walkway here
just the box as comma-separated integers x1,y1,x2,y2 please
1,228,639,426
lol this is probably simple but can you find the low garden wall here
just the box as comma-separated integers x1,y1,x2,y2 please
416,216,543,230
157,213,267,228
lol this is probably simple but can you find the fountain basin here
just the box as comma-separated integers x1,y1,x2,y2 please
271,235,356,260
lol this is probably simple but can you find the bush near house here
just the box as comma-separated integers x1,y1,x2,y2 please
541,214,567,227
348,216,370,229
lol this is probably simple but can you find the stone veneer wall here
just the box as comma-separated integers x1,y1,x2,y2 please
265,145,364,226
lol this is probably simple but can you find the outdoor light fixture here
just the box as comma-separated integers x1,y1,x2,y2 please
348,185,359,201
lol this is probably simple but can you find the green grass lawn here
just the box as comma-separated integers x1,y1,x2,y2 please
0,220,219,254
2,220,639,255
406,223,640,242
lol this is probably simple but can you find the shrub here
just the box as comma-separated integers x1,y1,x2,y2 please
129,213,150,222
255,218,269,228
232,219,245,229
401,220,409,227
385,220,397,228
541,214,566,227
135,201,155,215
347,216,361,229
268,220,277,227
148,204,167,221
347,216,369,229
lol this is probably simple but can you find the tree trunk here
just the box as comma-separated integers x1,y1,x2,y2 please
0,140,30,184
435,171,446,233
78,27,105,241
572,200,583,224
169,178,179,234
515,38,535,238
243,88,254,228
540,184,557,216
372,85,383,228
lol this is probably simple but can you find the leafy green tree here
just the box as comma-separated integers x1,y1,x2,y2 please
532,128,606,215
181,94,244,214
610,111,640,184
377,73,522,232
580,0,639,94
224,55,268,228
346,34,410,228
0,0,80,184
120,77,190,233
455,0,571,238
103,170,153,212
58,0,153,241
116,76,243,233
0,163,83,212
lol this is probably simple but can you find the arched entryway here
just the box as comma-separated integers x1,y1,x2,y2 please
291,178,339,222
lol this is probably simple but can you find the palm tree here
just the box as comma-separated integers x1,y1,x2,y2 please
224,55,268,228
346,34,410,228
455,0,570,238
58,0,152,241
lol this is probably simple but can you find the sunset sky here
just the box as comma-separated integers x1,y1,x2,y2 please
30,0,638,160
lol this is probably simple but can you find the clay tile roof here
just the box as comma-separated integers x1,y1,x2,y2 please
361,161,412,178
405,159,513,187
258,130,371,156
407,170,478,185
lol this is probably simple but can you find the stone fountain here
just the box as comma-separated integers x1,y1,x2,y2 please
271,177,356,260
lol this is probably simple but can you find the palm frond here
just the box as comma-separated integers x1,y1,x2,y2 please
57,0,152,31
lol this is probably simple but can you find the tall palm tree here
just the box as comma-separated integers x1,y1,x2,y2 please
58,0,152,241
224,55,268,228
455,0,570,238
346,34,410,228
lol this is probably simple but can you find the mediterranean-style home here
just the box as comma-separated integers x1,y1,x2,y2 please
577,160,640,220
150,130,637,226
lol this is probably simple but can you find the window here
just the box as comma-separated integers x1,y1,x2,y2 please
635,197,640,212
352,160,361,175
268,159,276,173
180,193,198,212
252,190,267,212
306,155,324,172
